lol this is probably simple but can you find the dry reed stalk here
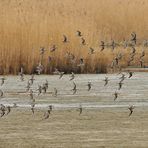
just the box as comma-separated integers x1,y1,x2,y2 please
0,0,148,74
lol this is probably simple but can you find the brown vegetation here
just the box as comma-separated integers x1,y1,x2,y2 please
0,0,148,74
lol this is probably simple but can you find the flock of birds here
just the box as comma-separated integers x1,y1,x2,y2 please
0,70,135,120
0,31,147,120
34,31,148,75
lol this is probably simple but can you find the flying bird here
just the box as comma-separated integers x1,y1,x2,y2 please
70,72,75,81
118,81,123,90
6,106,11,115
79,105,82,115
77,58,85,67
119,73,126,82
63,35,68,43
76,30,82,37
139,58,144,68
140,50,145,59
128,71,133,78
0,90,4,98
19,67,24,81
53,88,57,97
87,82,92,91
81,37,86,45
0,77,6,86
72,82,77,95
103,77,109,86
29,74,35,85
114,92,118,101
37,85,42,95
89,47,95,54
50,45,57,52
131,32,136,45
40,47,46,55
111,40,116,50
29,89,34,100
100,41,105,51
36,62,44,75
128,105,135,116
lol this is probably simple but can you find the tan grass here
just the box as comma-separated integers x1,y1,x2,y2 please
0,0,148,74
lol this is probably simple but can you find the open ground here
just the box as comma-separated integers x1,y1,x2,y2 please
0,73,148,147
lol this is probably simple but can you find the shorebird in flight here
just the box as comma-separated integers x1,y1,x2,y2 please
118,81,123,90
53,88,57,97
53,68,64,79
44,107,52,119
76,30,82,37
37,85,42,95
36,62,44,75
0,90,4,98
50,45,57,52
31,103,35,114
81,37,86,45
128,105,135,116
40,47,46,55
111,40,116,50
42,84,47,93
29,74,35,85
114,57,119,66
70,72,75,81
29,89,34,100
100,41,105,51
0,77,6,86
44,80,48,89
113,91,118,101
0,104,5,117
49,105,53,113
77,58,85,67
127,57,134,66
79,105,82,115
63,35,68,43
139,58,144,68
119,73,126,82
131,32,136,45
19,67,24,81
130,46,136,55
89,47,95,54
87,82,92,91
128,71,133,78
72,82,77,95
123,39,128,49
44,111,50,119
59,72,64,79
140,50,145,59
26,81,31,92
103,77,109,86
6,106,11,115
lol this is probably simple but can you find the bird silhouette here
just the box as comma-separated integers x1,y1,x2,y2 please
70,72,75,81
118,82,123,90
76,30,82,37
53,88,57,97
63,35,68,43
87,82,92,91
100,41,105,51
104,77,109,86
128,105,135,116
114,91,118,101
72,82,77,95
79,105,82,115
128,71,133,78
81,37,86,45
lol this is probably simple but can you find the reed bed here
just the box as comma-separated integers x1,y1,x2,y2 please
0,0,148,74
